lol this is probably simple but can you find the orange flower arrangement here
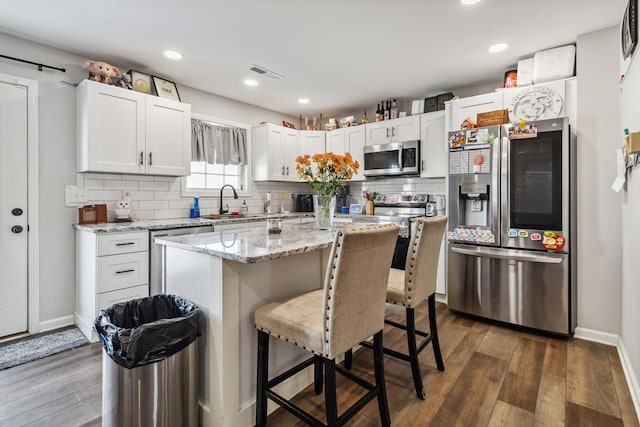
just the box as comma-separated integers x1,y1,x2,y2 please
295,152,360,197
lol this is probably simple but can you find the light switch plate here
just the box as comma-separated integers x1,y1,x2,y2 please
65,185,88,206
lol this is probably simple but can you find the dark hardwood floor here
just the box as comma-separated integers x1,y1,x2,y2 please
0,304,637,426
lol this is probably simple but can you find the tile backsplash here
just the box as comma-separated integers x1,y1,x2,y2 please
74,173,445,222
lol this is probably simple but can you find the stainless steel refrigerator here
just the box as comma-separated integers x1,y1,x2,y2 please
446,117,576,335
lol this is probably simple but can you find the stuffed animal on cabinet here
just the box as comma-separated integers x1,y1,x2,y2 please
111,72,133,90
83,60,121,85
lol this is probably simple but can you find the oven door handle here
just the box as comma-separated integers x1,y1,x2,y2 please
398,146,403,171
450,245,564,264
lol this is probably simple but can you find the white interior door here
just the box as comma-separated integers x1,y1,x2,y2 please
0,80,29,337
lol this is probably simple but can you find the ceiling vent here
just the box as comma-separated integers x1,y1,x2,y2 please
250,64,284,80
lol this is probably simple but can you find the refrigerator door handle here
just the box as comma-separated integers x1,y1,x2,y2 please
450,245,564,264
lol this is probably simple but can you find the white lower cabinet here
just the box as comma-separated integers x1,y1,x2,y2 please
96,285,149,315
75,230,149,342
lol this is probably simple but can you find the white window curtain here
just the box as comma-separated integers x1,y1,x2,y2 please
191,119,247,165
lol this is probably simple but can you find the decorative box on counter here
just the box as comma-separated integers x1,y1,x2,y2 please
78,204,107,224
477,109,509,127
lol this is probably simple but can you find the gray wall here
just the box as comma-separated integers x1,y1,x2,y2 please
620,29,640,414
0,32,85,326
576,27,622,335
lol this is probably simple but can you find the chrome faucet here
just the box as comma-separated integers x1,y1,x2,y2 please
219,184,238,215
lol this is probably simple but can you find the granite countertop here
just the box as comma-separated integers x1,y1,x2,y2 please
154,222,382,264
73,212,314,233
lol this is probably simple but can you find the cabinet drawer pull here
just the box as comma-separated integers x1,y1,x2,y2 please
392,127,396,137
115,269,135,274
282,166,285,175
139,151,144,166
386,128,389,138
148,152,153,166
115,242,135,246
286,166,289,175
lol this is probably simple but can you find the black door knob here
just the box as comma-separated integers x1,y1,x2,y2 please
11,225,23,234
11,208,23,216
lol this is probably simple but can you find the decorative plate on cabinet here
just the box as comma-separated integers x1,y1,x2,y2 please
507,86,563,121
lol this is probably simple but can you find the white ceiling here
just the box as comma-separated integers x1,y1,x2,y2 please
0,0,626,117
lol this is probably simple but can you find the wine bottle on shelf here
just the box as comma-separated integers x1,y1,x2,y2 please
376,103,381,122
383,100,390,120
390,98,398,119
380,100,385,121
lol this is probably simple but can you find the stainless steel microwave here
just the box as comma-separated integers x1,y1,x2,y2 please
363,140,420,177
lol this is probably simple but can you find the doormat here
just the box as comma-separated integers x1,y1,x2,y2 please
0,325,89,370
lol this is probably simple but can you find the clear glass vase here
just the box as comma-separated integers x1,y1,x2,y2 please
313,195,336,230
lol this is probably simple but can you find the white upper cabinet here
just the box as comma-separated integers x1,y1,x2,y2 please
445,91,502,132
77,80,145,174
420,111,446,178
365,116,420,145
446,79,574,132
326,129,345,154
145,95,192,176
345,126,366,182
77,79,191,176
324,127,365,182
253,123,299,182
282,130,299,180
298,130,325,157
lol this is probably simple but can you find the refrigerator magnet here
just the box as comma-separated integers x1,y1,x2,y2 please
542,231,566,250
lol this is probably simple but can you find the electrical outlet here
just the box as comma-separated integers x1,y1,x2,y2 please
65,185,88,206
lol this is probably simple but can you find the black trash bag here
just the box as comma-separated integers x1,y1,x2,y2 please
94,294,200,369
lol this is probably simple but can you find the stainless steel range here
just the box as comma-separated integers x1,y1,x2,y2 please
353,193,432,269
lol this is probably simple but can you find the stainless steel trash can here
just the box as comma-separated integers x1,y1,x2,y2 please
94,294,200,427
102,341,197,427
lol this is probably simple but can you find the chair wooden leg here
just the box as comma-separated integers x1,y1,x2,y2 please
406,307,426,400
344,348,353,370
314,355,323,394
428,294,445,372
324,358,338,426
373,331,391,427
256,330,270,427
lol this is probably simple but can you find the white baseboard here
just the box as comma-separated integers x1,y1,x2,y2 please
574,327,619,346
617,339,640,424
39,314,74,333
74,312,98,342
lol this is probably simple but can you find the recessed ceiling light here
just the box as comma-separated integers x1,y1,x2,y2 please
461,0,481,5
488,43,509,53
298,98,310,104
163,50,183,60
244,79,258,86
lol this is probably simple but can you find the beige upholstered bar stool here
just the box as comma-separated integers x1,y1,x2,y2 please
254,224,400,427
346,216,447,400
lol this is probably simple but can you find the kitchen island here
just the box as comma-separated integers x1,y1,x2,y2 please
155,222,367,427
